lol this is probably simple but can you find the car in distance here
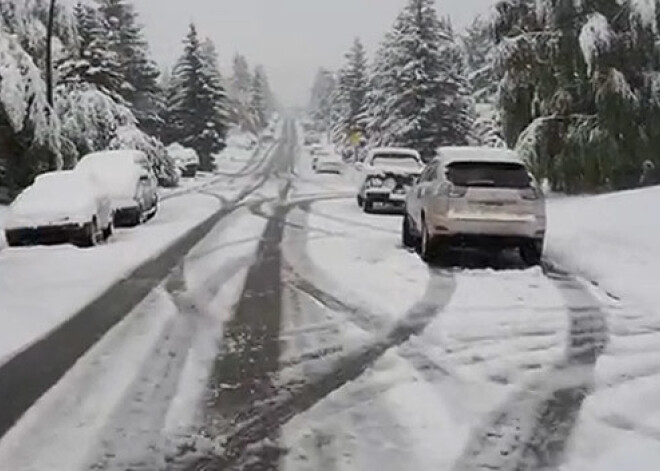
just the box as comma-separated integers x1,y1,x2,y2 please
402,147,546,265
312,148,333,171
167,143,200,178
356,147,423,213
75,150,159,227
315,152,343,174
4,171,113,248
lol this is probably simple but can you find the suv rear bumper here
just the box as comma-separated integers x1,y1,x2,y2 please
5,223,89,246
427,214,545,243
364,189,407,206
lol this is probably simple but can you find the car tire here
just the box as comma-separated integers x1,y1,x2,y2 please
402,214,417,249
420,220,444,264
357,194,364,208
363,199,374,213
77,219,100,248
520,241,543,266
102,221,114,240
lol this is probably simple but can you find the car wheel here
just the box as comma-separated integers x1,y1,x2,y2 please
420,220,445,264
77,219,100,248
102,221,114,240
357,194,364,208
402,214,417,249
363,199,374,213
520,241,543,266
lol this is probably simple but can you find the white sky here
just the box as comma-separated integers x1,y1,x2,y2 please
130,0,496,106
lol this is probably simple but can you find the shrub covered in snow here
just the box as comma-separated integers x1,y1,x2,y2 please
109,126,179,187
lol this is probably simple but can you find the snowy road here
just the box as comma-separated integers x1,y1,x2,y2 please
1,121,658,470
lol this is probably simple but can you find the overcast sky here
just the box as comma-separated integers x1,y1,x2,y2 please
130,0,495,106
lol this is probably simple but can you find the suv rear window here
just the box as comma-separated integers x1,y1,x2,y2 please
447,162,531,189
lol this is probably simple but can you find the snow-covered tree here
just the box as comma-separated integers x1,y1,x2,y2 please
165,24,228,171
57,3,126,103
331,38,369,146
250,66,269,131
0,27,61,190
308,68,336,132
495,0,660,192
94,0,163,134
364,0,474,160
227,54,254,131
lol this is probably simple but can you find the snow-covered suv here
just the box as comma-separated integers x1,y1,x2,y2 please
356,147,423,213
402,147,546,266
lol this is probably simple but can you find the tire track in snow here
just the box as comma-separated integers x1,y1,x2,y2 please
451,268,609,471
85,255,254,471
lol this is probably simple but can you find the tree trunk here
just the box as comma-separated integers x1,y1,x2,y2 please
46,0,57,170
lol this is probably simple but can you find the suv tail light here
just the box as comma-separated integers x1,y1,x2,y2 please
519,187,541,200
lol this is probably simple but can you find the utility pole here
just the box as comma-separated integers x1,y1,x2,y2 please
46,0,57,169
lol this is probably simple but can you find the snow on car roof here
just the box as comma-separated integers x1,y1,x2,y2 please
369,147,421,159
11,171,96,217
75,151,145,198
437,146,524,165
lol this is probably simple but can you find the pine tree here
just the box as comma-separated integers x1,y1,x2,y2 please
365,0,474,160
496,0,660,192
57,3,126,102
250,66,269,131
166,24,228,171
309,68,337,131
228,54,254,132
330,38,369,146
95,0,163,134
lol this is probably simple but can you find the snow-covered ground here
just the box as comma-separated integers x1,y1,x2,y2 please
546,188,660,470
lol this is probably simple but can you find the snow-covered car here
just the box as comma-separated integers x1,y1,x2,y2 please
402,147,546,265
4,171,113,248
167,143,200,178
75,150,159,227
315,152,343,174
356,147,423,213
311,148,333,171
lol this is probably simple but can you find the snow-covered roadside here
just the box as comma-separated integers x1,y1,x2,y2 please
546,187,660,471
0,193,221,364
546,187,660,315
0,208,270,471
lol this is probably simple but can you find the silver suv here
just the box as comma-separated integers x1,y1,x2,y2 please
402,147,546,265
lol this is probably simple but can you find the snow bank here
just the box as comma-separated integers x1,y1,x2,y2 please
546,186,660,315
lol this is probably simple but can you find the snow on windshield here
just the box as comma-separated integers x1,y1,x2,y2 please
372,155,420,169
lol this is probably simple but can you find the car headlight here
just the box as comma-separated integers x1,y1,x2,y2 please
384,177,397,190
368,177,383,188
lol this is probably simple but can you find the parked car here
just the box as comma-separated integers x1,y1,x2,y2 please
4,171,113,248
356,147,423,213
312,148,332,171
402,147,546,266
315,152,343,174
167,143,200,178
75,150,159,227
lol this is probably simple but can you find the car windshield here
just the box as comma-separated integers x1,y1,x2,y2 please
372,155,421,169
0,0,657,469
447,162,532,188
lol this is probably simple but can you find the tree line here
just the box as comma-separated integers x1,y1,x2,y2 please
310,0,660,193
0,0,276,196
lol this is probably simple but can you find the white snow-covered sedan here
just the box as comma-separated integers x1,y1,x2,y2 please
4,171,114,248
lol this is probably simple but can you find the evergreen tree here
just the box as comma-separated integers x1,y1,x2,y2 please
228,54,255,132
496,0,660,192
331,38,369,145
365,0,474,160
250,66,269,131
95,0,163,134
57,3,126,102
166,24,228,171
309,68,337,131
462,15,498,104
